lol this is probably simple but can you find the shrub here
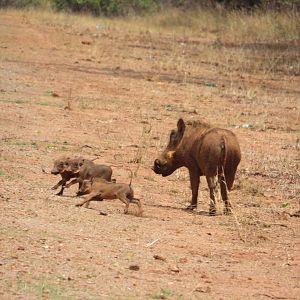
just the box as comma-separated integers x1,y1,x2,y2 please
1,0,299,14
0,0,51,8
52,0,158,15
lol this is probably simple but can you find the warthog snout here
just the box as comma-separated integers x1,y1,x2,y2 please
152,159,162,174
51,168,59,175
152,158,175,177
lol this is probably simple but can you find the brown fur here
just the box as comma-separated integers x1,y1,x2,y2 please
76,177,143,216
153,118,241,215
51,157,101,196
51,156,79,196
64,158,113,194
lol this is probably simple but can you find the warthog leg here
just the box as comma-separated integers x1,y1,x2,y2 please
219,174,232,215
76,193,101,208
130,198,143,216
56,186,65,196
187,168,200,210
118,196,131,214
52,179,67,196
206,176,218,216
65,178,79,188
52,183,60,190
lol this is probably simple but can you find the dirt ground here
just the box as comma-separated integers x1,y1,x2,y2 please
0,11,299,300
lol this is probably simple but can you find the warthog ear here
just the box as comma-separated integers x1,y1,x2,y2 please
177,118,186,135
166,151,176,160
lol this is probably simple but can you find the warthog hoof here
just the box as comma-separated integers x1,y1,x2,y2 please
185,204,197,210
209,206,217,216
224,207,232,215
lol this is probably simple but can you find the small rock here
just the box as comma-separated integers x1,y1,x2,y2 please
195,286,211,293
169,266,180,273
291,210,300,218
81,40,92,45
153,255,166,261
129,265,140,271
51,92,60,97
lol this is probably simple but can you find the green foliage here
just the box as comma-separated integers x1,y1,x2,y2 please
52,0,158,15
18,281,73,299
0,0,299,14
0,0,51,8
151,288,174,299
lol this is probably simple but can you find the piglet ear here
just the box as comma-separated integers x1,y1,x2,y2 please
177,118,186,135
166,151,176,160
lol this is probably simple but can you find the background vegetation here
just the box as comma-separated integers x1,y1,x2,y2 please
1,0,299,15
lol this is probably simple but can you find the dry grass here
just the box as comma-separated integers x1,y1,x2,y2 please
3,7,298,79
5,7,299,42
126,8,300,43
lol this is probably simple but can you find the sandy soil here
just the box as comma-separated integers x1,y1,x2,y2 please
0,11,299,300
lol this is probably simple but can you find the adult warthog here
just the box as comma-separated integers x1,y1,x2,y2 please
152,118,241,215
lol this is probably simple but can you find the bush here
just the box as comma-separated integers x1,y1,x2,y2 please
0,0,51,8
52,0,158,15
1,0,299,14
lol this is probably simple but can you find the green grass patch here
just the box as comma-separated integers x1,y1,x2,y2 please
0,170,14,180
36,101,62,107
2,138,69,152
0,99,63,108
15,100,30,104
0,99,30,105
150,288,175,299
45,141,68,151
18,281,74,300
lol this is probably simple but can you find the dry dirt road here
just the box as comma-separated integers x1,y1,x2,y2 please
0,11,299,300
